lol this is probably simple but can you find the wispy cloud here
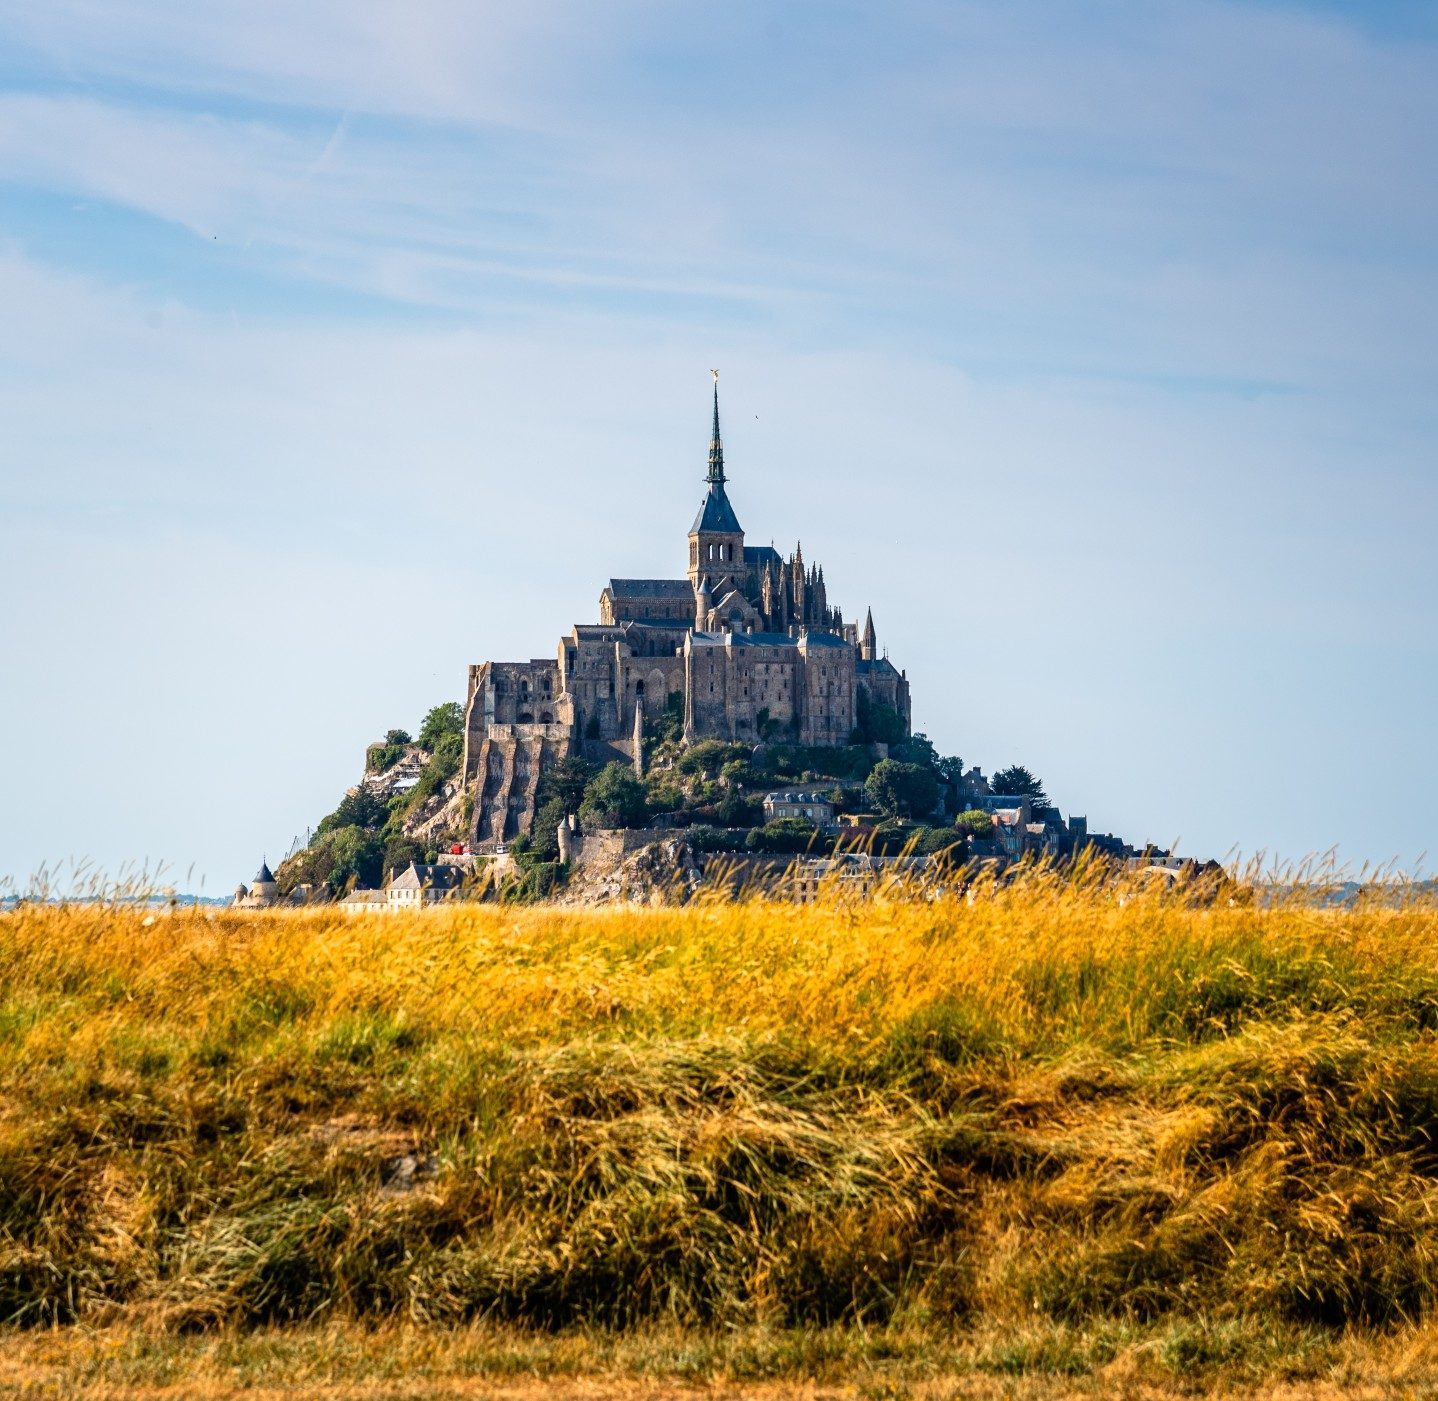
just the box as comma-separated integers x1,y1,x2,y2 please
0,2,1435,877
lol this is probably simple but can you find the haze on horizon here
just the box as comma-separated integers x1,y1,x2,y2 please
1,0,1435,889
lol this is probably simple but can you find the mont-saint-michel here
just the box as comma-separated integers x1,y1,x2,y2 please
245,378,1164,909
460,378,909,850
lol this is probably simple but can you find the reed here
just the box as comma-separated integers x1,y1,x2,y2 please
1,865,1436,1393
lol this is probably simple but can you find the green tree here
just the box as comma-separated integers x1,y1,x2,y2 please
865,759,940,819
990,764,1051,814
580,763,649,829
716,788,761,827
891,732,939,770
418,702,463,751
384,728,412,746
381,834,425,876
855,689,906,746
315,825,385,894
528,796,568,861
956,808,995,839
316,788,389,836
537,756,598,814
915,825,965,857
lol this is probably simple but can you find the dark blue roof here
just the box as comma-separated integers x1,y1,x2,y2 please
744,545,782,565
692,630,796,647
606,578,692,598
691,630,854,649
690,483,743,535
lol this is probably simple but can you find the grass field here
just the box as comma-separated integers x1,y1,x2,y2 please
3,867,1438,1397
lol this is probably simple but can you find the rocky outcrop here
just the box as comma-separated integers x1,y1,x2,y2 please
557,835,704,906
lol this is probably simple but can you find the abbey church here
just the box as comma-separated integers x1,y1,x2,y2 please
460,383,911,850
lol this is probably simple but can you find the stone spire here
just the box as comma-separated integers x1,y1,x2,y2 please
862,607,876,661
707,372,725,485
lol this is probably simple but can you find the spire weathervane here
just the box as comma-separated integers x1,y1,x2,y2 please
707,369,725,485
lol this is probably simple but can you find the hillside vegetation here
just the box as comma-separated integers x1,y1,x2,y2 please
3,870,1438,1396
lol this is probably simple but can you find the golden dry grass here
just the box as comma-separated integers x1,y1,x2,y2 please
2,868,1437,1396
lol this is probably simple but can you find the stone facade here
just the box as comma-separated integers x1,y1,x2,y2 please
461,383,913,850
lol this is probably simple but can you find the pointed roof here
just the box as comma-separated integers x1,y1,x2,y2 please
691,377,742,534
690,484,742,535
254,861,275,884
707,379,725,485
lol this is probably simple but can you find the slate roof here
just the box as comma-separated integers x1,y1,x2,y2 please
744,545,782,566
690,483,743,535
254,862,275,883
605,578,693,598
857,657,900,675
690,629,854,649
388,862,464,893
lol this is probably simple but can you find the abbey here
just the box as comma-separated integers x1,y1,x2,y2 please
460,384,911,850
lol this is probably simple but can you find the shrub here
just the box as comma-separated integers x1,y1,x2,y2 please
745,818,819,854
684,824,747,853
677,740,751,779
367,742,408,774
418,703,463,751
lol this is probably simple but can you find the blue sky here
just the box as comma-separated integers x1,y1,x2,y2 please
1,0,1434,888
